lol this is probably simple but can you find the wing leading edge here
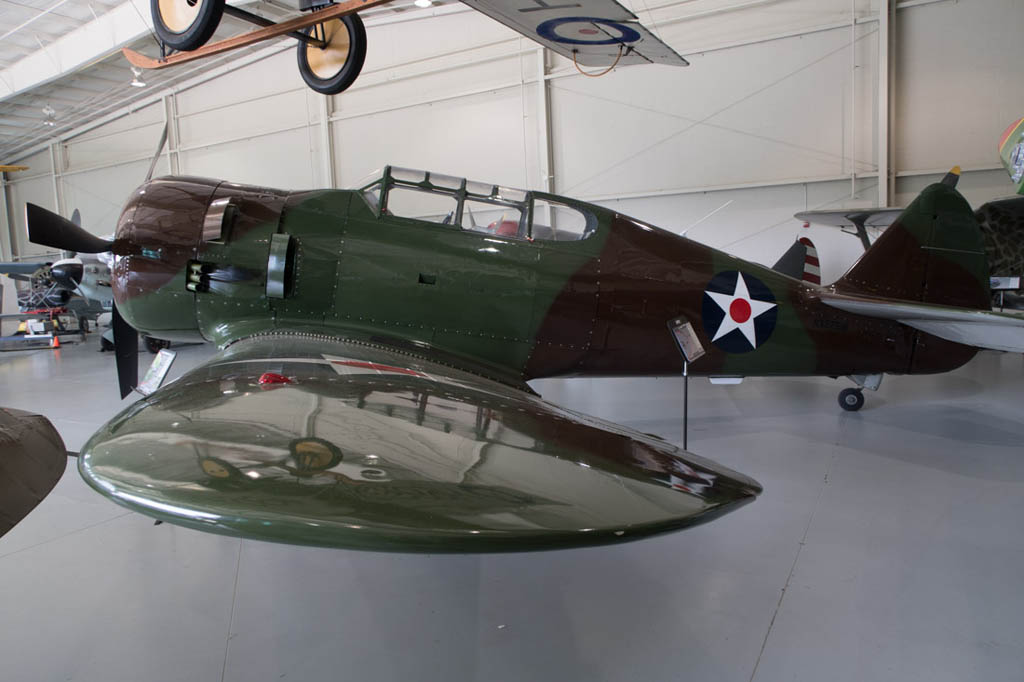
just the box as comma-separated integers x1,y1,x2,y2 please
461,0,688,67
79,334,759,552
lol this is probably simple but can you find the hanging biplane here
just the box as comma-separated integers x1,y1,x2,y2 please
10,161,1024,552
126,0,688,94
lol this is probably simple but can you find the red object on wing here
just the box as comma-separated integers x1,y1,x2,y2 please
258,372,292,385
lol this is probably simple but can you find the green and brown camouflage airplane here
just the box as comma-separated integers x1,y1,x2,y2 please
12,164,1024,552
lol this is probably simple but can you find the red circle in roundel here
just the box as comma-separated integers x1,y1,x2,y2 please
729,299,751,323
578,28,599,34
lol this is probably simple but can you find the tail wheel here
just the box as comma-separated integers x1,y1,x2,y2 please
296,15,367,95
152,0,225,51
838,388,865,412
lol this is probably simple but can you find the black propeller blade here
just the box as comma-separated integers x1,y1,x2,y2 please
25,203,113,254
112,304,139,399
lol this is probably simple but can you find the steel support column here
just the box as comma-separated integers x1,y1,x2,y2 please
320,95,336,188
878,0,892,206
537,47,553,194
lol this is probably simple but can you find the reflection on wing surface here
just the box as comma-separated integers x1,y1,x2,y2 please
81,334,760,552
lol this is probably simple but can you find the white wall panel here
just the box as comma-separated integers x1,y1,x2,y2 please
549,25,876,198
174,45,300,118
332,86,539,191
896,0,1024,171
180,127,318,189
610,0,876,55
63,103,165,172
599,176,877,284
359,9,518,77
62,158,166,235
6,173,58,258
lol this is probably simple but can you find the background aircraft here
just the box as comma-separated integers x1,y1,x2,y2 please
9,161,1023,551
128,0,688,95
797,121,1024,308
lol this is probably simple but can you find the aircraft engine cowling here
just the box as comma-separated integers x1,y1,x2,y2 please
112,177,221,342
113,177,291,343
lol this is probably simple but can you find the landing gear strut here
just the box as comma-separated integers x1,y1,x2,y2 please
838,387,865,412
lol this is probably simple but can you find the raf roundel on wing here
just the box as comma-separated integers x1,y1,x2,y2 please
701,271,778,353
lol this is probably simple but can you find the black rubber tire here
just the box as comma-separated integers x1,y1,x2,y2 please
99,336,114,352
151,0,224,51
296,15,367,95
838,388,865,412
145,336,171,354
198,456,242,480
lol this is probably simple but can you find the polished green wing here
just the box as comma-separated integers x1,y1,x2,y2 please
80,334,760,552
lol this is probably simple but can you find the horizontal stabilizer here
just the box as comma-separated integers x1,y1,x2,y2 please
794,208,903,229
0,262,48,276
821,294,1024,353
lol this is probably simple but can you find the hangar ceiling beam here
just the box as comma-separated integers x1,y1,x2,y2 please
0,0,151,102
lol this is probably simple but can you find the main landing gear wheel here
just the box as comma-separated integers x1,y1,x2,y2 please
296,15,367,95
152,0,225,51
838,388,865,412
199,456,241,480
144,336,172,354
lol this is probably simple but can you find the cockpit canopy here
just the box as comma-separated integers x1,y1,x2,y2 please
356,166,597,242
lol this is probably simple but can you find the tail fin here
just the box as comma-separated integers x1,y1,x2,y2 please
798,237,821,284
998,117,1024,194
771,237,821,284
834,168,991,310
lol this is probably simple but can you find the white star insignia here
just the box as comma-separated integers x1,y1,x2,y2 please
705,273,777,349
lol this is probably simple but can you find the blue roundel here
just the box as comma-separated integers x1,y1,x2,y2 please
701,271,778,354
536,17,642,45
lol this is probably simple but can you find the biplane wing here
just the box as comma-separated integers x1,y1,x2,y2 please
79,334,759,552
461,0,689,66
0,262,49,277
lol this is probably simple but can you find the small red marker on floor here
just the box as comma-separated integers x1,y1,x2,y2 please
258,372,292,385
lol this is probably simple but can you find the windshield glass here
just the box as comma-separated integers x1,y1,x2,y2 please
353,166,595,241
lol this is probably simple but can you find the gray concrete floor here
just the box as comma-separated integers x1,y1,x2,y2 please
1,338,1022,681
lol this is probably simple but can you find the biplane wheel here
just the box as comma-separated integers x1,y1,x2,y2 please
296,15,367,95
290,437,342,473
199,456,241,480
838,388,865,412
151,0,225,52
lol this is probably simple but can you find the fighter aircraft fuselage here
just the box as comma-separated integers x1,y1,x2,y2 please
109,170,978,389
